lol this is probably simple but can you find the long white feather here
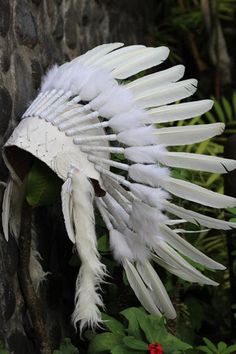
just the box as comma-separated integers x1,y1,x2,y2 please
124,260,162,315
155,242,218,285
61,178,75,244
126,65,185,95
128,183,170,209
159,224,225,270
136,261,176,319
2,179,13,241
109,229,134,263
94,45,146,69
135,79,197,108
153,123,225,146
165,201,236,230
112,47,170,79
71,171,106,331
117,125,159,146
125,146,236,173
162,177,236,208
143,100,214,124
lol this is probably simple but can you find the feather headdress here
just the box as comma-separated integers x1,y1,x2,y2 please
2,43,236,331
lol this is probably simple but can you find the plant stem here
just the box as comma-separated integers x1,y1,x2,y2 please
18,201,52,354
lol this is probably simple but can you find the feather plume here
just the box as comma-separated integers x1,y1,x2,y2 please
135,79,198,108
143,100,214,124
136,261,176,319
125,146,236,173
128,183,170,208
117,125,159,146
109,229,134,263
124,260,162,315
159,224,225,270
71,171,106,331
162,177,236,208
126,65,185,95
165,201,236,230
155,242,218,285
112,47,170,79
153,123,225,146
61,177,75,243
2,179,13,241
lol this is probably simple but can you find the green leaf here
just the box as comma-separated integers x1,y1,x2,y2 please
88,333,122,353
225,344,236,354
163,334,192,354
222,97,232,121
120,307,143,339
26,159,61,207
53,338,79,354
122,336,148,350
213,99,225,122
97,234,110,253
101,313,125,336
111,345,143,354
136,312,167,343
203,338,218,353
197,346,212,354
217,341,227,352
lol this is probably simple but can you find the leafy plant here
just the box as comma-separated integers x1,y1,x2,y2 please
53,338,79,354
25,159,62,207
198,338,236,354
87,307,192,354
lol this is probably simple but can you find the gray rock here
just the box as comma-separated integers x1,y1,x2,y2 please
15,0,38,49
0,0,11,37
0,87,12,136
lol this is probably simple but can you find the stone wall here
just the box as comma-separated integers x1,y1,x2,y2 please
0,1,156,352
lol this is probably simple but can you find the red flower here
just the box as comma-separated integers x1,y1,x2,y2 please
148,343,164,354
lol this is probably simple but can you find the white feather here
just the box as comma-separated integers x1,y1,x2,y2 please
135,79,198,108
2,179,13,241
155,242,218,286
124,145,167,163
155,151,236,173
90,85,134,118
108,109,145,132
136,261,176,319
40,65,59,92
71,171,106,331
159,224,225,270
117,125,158,146
152,254,200,283
126,65,185,95
61,178,75,244
128,164,170,187
128,183,170,208
129,200,167,245
112,47,170,79
124,260,162,315
125,146,236,174
153,123,225,146
164,201,236,230
109,229,134,263
162,177,236,208
78,43,124,66
123,227,150,262
143,100,214,124
94,45,146,70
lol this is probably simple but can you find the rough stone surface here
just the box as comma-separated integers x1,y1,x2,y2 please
0,0,11,37
0,0,157,352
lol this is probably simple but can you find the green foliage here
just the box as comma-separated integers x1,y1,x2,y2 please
88,307,192,354
25,159,61,207
53,338,79,354
0,342,9,354
198,338,236,354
